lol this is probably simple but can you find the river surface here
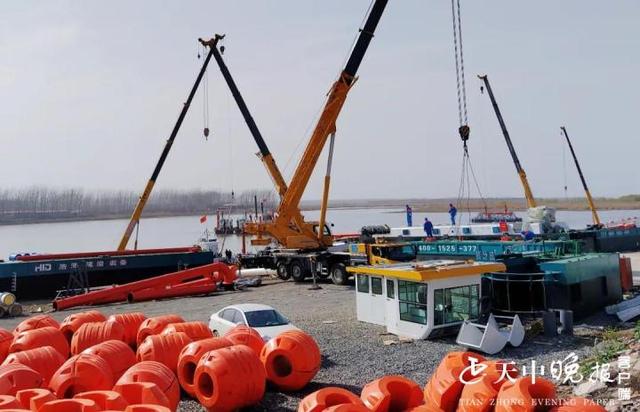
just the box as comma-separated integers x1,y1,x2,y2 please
1,208,638,258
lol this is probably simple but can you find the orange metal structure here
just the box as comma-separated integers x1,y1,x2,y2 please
260,329,321,391
194,345,266,411
360,375,424,412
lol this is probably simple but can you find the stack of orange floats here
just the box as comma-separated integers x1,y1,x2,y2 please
0,311,323,412
299,351,606,412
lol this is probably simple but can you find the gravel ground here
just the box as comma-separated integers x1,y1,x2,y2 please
0,278,620,411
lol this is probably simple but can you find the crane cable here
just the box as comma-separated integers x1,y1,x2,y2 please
450,0,487,226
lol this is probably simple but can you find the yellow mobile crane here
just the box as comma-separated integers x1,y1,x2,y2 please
478,75,537,209
560,126,601,227
203,0,390,283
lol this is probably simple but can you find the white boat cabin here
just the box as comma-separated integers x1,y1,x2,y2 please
347,260,506,340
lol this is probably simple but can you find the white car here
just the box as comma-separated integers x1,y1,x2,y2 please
208,303,299,341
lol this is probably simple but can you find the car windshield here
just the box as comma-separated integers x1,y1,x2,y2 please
244,309,289,327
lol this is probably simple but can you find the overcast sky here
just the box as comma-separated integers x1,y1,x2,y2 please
1,1,638,201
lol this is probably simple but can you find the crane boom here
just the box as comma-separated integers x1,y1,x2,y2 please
117,37,219,251
560,126,601,227
478,74,537,209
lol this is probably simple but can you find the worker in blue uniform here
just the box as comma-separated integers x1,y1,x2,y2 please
448,203,457,225
424,217,434,238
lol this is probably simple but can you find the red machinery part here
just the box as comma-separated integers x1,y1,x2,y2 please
128,281,217,304
161,321,212,341
116,361,180,412
423,351,485,412
2,346,66,386
137,315,185,346
260,330,321,392
223,325,265,356
177,337,233,396
107,313,147,348
13,315,60,334
194,345,266,411
60,311,106,343
10,327,70,359
136,332,192,374
74,390,129,410
0,363,43,396
0,328,14,363
16,388,57,411
16,246,201,262
53,263,233,311
112,381,171,409
49,354,114,398
39,398,101,412
70,321,126,355
360,375,424,412
82,340,136,381
298,387,366,412
495,376,557,412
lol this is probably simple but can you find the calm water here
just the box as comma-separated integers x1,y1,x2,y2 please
0,208,638,258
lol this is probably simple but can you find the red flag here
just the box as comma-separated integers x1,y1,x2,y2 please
199,215,207,223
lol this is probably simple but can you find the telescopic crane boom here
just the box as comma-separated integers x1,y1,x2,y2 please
117,37,219,251
478,74,537,209
560,126,601,227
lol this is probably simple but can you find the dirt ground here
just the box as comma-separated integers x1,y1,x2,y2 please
2,276,633,411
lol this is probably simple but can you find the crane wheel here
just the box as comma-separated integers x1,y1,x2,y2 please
276,261,291,280
330,263,349,285
290,261,307,283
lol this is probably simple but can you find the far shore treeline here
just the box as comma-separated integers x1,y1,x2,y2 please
0,187,638,226
0,187,277,225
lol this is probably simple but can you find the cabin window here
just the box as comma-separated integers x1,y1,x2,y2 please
371,277,383,295
433,228,441,235
357,274,369,293
462,227,471,235
398,281,427,324
386,279,395,299
433,285,479,325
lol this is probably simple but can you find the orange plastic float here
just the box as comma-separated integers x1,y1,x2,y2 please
405,406,446,412
60,311,106,342
223,324,265,356
136,315,184,346
298,387,366,412
260,330,321,391
70,321,126,355
123,405,171,412
423,351,485,412
112,381,170,409
107,312,146,348
48,354,114,398
13,315,60,334
161,321,213,341
549,397,606,412
0,328,15,363
116,361,180,412
176,337,232,396
15,388,57,411
39,398,101,412
457,360,519,412
360,375,424,412
495,377,556,412
1,346,66,386
0,394,22,409
10,327,70,358
74,390,129,410
82,340,136,380
194,345,266,411
324,405,371,412
0,363,43,396
136,332,192,374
